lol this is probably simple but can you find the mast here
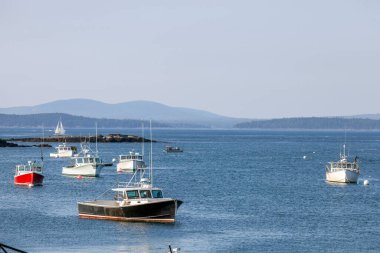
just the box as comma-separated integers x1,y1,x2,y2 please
141,122,144,156
60,120,65,135
95,122,98,155
150,120,153,187
40,125,44,166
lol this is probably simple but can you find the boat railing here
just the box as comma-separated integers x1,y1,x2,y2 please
117,181,144,188
94,181,143,201
16,164,43,173
326,162,359,172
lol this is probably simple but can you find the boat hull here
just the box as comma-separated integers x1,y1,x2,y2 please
78,199,183,223
50,151,75,158
116,160,146,173
62,164,104,177
14,172,44,187
326,170,359,183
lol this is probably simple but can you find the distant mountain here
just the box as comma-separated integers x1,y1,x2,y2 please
0,99,244,128
0,113,170,128
235,117,380,130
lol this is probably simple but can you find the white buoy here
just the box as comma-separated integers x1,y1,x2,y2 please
363,180,369,186
303,155,307,159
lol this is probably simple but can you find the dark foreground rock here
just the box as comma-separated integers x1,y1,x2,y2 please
8,134,155,143
0,138,29,147
33,143,53,148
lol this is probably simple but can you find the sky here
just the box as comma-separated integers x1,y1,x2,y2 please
0,0,379,119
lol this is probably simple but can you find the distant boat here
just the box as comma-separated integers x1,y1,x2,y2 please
116,150,146,173
50,143,78,158
54,118,65,135
78,121,183,223
62,141,105,177
163,146,183,153
14,160,44,187
325,144,360,183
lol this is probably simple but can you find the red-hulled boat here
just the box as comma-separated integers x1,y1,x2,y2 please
14,161,44,187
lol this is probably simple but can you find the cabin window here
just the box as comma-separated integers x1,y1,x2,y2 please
89,158,94,163
140,190,152,198
152,190,163,198
126,190,139,199
121,156,127,160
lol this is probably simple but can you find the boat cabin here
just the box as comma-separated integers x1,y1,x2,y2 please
16,161,43,174
57,145,77,152
112,187,164,201
119,153,143,161
73,157,101,165
327,160,359,173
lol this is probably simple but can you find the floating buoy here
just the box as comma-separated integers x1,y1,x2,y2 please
363,180,369,186
77,175,83,180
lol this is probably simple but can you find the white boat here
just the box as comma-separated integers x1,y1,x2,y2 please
54,118,65,135
116,150,146,173
325,144,360,183
62,142,104,177
50,143,77,158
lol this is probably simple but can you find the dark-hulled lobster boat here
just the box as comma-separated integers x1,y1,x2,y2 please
78,186,182,223
78,122,183,223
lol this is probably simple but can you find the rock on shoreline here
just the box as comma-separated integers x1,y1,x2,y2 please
0,138,28,147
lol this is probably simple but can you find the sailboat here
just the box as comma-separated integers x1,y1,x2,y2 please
77,121,183,223
54,118,65,135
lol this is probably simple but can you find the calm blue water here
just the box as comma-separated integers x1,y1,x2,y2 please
0,128,379,252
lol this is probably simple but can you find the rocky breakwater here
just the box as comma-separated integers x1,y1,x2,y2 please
8,134,155,143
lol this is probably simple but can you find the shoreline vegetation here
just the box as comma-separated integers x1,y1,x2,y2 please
235,117,380,130
3,113,380,130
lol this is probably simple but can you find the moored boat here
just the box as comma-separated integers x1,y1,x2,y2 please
14,161,44,187
116,150,146,173
163,146,183,153
78,122,183,223
50,143,77,158
78,181,183,223
62,142,105,177
325,144,360,183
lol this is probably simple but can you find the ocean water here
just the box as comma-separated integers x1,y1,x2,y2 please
0,128,379,252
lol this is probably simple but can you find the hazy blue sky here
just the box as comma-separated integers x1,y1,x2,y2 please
1,0,379,118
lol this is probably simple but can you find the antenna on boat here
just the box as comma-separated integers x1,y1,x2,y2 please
40,124,44,165
142,121,144,156
150,120,153,187
95,122,98,155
